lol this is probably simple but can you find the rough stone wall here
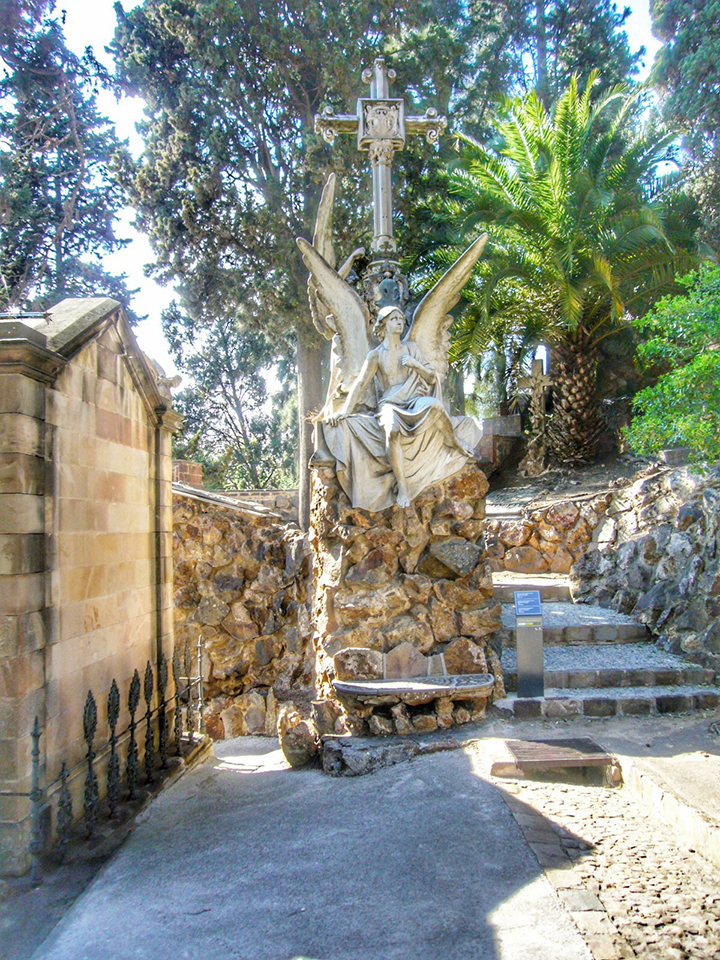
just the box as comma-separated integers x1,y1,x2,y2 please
483,497,609,574
571,466,720,668
172,492,313,739
309,464,505,737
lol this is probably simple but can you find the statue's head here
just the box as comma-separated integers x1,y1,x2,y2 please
373,305,406,341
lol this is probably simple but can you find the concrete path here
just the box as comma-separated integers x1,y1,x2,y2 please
32,738,591,960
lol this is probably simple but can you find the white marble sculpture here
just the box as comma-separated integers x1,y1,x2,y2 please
298,58,488,512
297,223,487,512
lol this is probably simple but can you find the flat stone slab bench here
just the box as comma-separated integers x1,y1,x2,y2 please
332,673,495,706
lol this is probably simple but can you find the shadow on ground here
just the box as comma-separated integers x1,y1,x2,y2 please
12,736,597,960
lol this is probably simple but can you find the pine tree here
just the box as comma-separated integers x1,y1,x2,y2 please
0,3,137,316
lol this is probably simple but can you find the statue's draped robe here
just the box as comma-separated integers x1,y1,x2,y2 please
320,343,482,512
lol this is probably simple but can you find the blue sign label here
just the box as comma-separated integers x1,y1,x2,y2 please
514,590,542,617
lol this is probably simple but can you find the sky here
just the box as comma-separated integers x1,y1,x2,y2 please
56,0,663,376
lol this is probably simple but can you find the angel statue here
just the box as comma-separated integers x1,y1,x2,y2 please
297,176,487,512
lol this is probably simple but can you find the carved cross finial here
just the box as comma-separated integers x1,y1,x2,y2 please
315,58,447,256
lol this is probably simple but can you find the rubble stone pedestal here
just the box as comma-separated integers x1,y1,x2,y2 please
309,463,505,737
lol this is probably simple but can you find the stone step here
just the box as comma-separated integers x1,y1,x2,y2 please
493,572,572,603
501,643,716,692
500,601,649,646
494,684,720,720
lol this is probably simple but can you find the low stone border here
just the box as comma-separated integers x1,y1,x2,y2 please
618,754,720,873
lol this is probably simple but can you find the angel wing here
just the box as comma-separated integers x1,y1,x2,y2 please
308,174,337,339
405,234,488,383
297,237,373,415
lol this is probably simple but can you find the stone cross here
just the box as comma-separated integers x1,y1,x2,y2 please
315,58,447,257
518,358,552,436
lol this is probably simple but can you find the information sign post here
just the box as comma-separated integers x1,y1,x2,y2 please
514,590,544,698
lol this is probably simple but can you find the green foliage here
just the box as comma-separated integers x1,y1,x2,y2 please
446,74,691,362
0,4,138,316
651,0,720,248
166,305,298,489
625,265,720,462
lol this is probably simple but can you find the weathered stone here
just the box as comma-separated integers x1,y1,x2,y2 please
379,609,434,654
428,596,458,643
453,705,471,724
444,637,488,675
310,700,341,738
420,538,482,578
384,641,428,679
333,647,384,682
504,545,547,573
278,707,319,768
457,603,502,638
334,582,411,622
550,544,575,574
412,713,438,732
195,595,230,625
401,573,433,604
446,467,489,501
345,547,397,586
497,521,532,547
221,691,266,737
435,697,454,728
391,702,413,735
368,714,394,736
546,501,579,530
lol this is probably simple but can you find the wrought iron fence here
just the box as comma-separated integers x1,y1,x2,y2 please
1,637,205,885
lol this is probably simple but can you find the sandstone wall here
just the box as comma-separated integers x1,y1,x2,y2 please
172,491,312,739
1,299,177,875
308,464,505,737
571,466,720,668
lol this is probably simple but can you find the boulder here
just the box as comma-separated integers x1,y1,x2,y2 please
333,647,384,682
443,637,488,675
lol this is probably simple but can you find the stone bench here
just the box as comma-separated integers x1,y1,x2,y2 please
332,673,495,707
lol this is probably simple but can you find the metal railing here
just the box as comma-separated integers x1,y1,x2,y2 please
1,637,205,885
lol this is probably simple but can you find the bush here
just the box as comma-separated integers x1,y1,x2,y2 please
625,265,720,462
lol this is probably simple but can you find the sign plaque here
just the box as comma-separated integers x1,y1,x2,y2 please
514,590,544,698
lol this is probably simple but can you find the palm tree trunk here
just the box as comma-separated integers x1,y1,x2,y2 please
547,333,603,462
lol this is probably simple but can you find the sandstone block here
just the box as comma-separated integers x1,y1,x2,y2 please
550,544,575,574
444,637,488,675
420,538,482,578
504,545,547,574
456,604,501,638
497,521,532,547
368,714,393,736
345,547,397,586
333,647,383,682
412,713,438,732
384,641,428,679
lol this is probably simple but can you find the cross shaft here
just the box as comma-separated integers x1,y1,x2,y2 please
315,58,447,256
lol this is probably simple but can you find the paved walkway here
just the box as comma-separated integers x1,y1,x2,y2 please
19,712,720,960
31,738,591,960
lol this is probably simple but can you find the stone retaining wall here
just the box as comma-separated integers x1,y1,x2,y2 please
483,496,610,574
571,466,720,668
172,491,313,739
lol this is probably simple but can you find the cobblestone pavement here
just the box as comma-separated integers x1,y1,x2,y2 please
478,755,720,960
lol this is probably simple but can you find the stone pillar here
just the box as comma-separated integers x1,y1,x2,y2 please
309,463,505,737
0,322,64,875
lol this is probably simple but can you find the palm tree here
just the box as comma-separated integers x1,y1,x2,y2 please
443,72,698,461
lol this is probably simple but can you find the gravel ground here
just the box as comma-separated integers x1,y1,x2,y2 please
484,766,720,960
501,644,701,673
502,603,646,629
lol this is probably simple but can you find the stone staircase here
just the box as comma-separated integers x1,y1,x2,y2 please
493,572,720,719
